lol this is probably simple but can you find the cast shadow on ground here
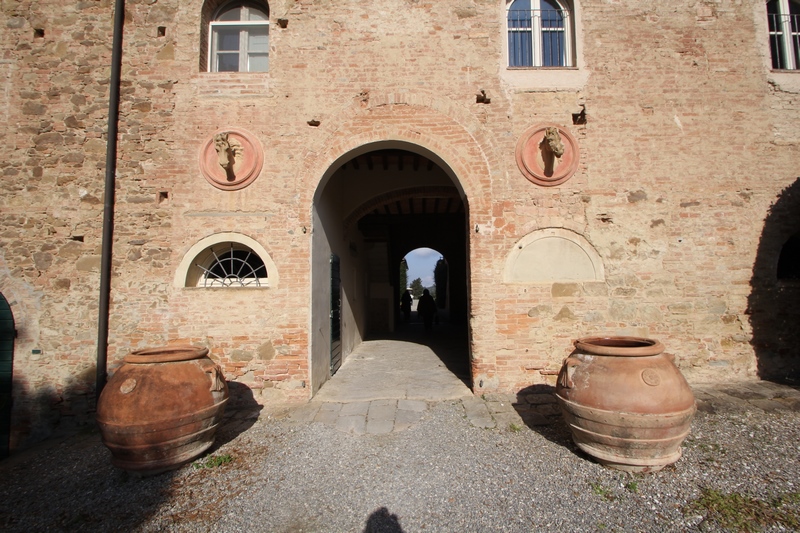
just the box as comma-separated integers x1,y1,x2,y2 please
0,380,263,531
210,381,263,450
0,424,177,531
513,384,584,458
747,177,800,383
363,506,405,533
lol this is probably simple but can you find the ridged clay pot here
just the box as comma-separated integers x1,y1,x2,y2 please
555,336,696,473
96,345,228,476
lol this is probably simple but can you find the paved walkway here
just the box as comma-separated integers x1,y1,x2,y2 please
287,331,473,434
278,380,800,437
274,333,800,436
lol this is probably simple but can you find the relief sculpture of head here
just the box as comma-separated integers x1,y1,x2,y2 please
542,127,565,158
200,127,263,190
213,132,233,170
515,123,579,186
538,127,565,177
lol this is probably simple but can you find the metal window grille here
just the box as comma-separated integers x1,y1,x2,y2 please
198,245,268,287
768,12,800,69
508,8,571,67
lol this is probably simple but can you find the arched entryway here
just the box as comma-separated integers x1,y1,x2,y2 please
309,142,471,395
0,293,14,458
399,248,447,325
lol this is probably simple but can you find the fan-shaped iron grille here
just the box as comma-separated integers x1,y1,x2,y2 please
199,245,267,287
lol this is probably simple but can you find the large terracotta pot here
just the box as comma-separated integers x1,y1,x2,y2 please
96,345,228,475
555,336,696,473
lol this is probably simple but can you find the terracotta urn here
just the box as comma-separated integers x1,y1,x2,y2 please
96,345,229,475
555,336,696,472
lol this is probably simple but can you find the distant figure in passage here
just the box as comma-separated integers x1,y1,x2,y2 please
417,289,437,331
400,289,412,322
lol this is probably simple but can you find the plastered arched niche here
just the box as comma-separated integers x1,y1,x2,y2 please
504,228,604,283
174,232,279,288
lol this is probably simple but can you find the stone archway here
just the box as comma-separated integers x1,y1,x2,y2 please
296,95,498,397
308,143,472,395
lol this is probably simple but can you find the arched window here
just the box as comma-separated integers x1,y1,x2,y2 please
174,233,279,288
507,0,573,67
209,2,270,72
195,243,267,287
768,0,800,70
199,244,267,286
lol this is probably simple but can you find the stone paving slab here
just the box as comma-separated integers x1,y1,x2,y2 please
366,419,394,435
776,396,800,409
693,388,754,412
335,415,367,434
340,401,370,416
397,399,427,412
462,397,495,429
368,399,397,418
739,380,800,397
492,412,524,430
288,402,322,423
748,398,792,411
313,403,342,424
394,409,424,431
286,381,800,436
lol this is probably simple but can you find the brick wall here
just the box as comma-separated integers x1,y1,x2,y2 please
1,0,798,449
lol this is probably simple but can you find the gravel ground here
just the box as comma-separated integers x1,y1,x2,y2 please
1,399,799,532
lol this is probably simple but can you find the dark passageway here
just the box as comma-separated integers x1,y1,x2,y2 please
313,144,473,397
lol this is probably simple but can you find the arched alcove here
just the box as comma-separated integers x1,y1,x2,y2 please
504,227,604,283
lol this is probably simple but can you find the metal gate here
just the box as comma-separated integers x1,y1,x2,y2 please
0,293,14,459
330,254,342,375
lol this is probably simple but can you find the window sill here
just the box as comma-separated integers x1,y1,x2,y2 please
506,66,580,71
201,71,270,75
768,70,800,93
193,72,271,97
501,66,588,91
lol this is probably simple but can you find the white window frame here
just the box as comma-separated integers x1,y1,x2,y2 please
208,4,270,73
507,0,573,68
768,0,800,70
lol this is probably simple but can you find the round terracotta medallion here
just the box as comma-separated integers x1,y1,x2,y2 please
515,124,580,187
641,368,662,387
199,127,264,191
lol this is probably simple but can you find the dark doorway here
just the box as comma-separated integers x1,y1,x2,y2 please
0,293,14,458
330,254,342,375
748,177,800,382
311,143,472,394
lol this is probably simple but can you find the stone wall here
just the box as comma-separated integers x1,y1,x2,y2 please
1,0,798,450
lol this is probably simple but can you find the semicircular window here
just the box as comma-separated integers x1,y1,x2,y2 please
197,243,268,287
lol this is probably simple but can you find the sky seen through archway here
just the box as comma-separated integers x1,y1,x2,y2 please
404,247,441,288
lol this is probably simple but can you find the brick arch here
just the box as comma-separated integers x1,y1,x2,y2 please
297,96,500,227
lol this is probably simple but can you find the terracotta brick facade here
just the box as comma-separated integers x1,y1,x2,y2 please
1,0,798,449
